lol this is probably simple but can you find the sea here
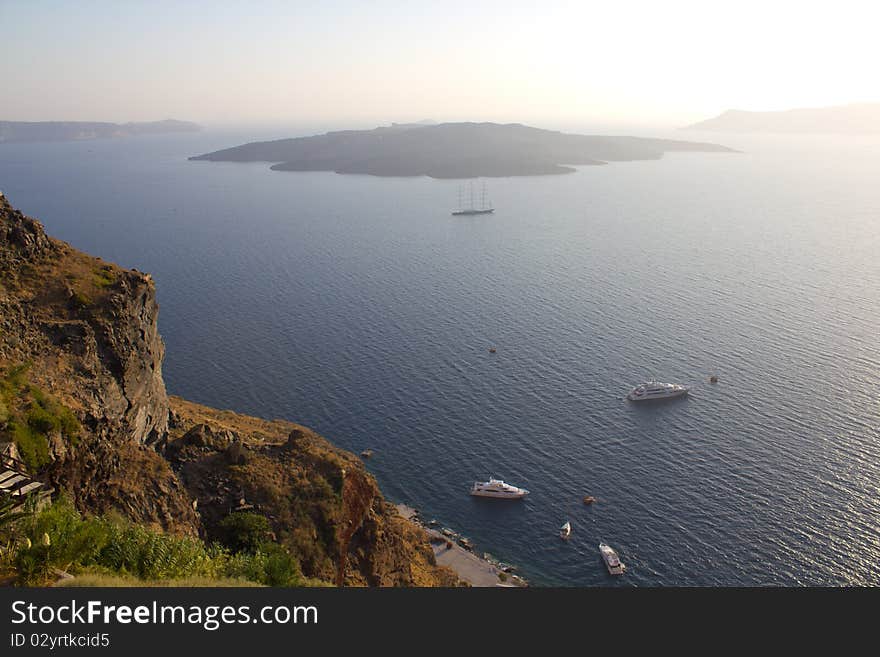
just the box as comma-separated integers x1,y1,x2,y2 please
1,125,878,586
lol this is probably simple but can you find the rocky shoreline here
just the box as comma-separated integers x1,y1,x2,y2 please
395,504,528,587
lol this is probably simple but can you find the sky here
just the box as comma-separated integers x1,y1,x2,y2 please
2,0,879,129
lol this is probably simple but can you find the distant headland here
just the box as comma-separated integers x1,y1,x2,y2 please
0,119,201,143
683,103,880,134
189,121,736,179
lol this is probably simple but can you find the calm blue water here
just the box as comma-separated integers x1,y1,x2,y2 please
2,129,879,586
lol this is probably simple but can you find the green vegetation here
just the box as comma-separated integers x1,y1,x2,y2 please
9,423,50,472
0,364,80,471
92,266,116,288
1,363,29,393
1,496,326,587
53,572,263,587
221,542,307,586
71,291,91,308
218,511,272,554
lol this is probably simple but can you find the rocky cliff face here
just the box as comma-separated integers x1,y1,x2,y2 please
0,193,193,533
0,194,456,585
167,398,459,586
0,194,169,447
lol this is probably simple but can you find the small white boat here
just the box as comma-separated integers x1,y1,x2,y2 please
627,380,688,401
470,477,529,499
559,521,571,540
599,542,626,575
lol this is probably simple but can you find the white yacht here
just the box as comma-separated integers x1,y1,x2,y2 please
560,521,572,540
627,380,688,401
470,477,529,499
599,543,626,575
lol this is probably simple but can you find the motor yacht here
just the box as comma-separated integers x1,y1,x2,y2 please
627,380,688,401
470,477,529,499
599,543,626,575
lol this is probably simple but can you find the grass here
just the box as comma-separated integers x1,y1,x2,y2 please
54,571,263,588
10,422,50,471
92,266,116,288
71,291,92,308
1,229,131,326
0,363,80,471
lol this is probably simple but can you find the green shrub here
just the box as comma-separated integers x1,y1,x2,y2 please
72,291,91,308
99,523,216,580
260,543,303,586
10,497,317,587
222,544,303,587
2,363,30,395
217,512,272,554
0,366,80,471
92,267,116,288
27,497,110,569
10,421,49,472
25,390,80,442
26,403,58,434
221,550,268,584
14,545,54,586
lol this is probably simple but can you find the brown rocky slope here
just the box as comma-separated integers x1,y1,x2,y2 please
0,193,457,586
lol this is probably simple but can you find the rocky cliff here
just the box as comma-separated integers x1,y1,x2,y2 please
167,398,457,586
0,193,456,586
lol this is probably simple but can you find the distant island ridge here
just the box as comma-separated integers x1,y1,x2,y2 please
189,121,735,178
0,119,201,143
684,102,880,134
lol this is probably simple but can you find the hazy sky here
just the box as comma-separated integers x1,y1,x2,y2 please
2,0,878,128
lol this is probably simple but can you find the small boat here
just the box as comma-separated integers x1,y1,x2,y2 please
470,477,529,499
709,375,718,384
488,347,497,353
360,449,373,459
627,380,688,401
559,521,571,540
583,495,596,505
599,543,626,575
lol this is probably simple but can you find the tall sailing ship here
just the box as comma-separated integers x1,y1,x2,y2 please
452,180,494,215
